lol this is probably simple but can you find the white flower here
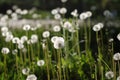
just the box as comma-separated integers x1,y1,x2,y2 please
79,12,87,20
12,37,20,44
117,33,120,41
53,37,65,49
59,7,67,14
51,9,58,15
117,76,120,80
86,11,92,17
113,52,120,61
26,74,37,80
93,24,101,32
109,38,114,42
5,34,13,42
22,68,30,75
61,0,67,3
23,24,31,31
63,21,72,29
97,23,104,28
18,44,24,49
1,47,10,54
42,31,50,38
21,36,28,43
105,71,114,79
6,9,12,14
37,60,45,66
53,25,61,32
71,9,78,17
31,34,38,43
54,14,61,20
12,49,18,55
1,27,8,32
51,36,58,43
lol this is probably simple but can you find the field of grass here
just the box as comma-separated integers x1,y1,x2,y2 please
0,3,120,80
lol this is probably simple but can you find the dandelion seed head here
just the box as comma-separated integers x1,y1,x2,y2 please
79,12,87,20
31,34,38,43
117,33,120,41
63,21,72,29
86,11,92,17
71,9,78,17
1,47,10,54
51,36,58,43
21,36,28,43
23,24,31,31
53,37,64,49
26,74,37,80
12,37,20,43
93,24,101,32
117,76,120,80
51,9,58,15
12,49,18,55
105,71,114,79
54,14,61,20
53,25,61,32
42,31,50,38
37,60,45,66
59,7,67,14
22,67,30,75
1,26,8,32
113,52,120,61
61,0,67,3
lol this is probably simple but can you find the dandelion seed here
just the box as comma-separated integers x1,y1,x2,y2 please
5,34,13,42
18,44,24,49
54,14,61,20
26,74,37,80
12,37,20,44
51,9,58,15
6,9,12,15
53,25,61,32
12,49,18,55
31,34,38,43
51,36,58,43
86,11,92,17
79,12,87,20
117,33,120,41
1,26,8,32
23,24,31,31
71,9,78,17
61,0,67,3
63,21,72,29
42,31,50,38
113,52,120,61
109,38,114,42
53,37,65,49
93,24,101,32
117,76,120,80
1,47,10,54
59,7,67,14
22,67,30,75
37,60,45,66
21,36,28,43
97,23,104,28
105,71,114,79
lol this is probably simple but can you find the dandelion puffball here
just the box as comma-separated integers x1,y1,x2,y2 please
26,74,37,80
42,31,50,38
37,60,45,66
1,47,10,54
113,52,120,61
105,71,114,79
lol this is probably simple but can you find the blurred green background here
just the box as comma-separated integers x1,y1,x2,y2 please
0,0,120,13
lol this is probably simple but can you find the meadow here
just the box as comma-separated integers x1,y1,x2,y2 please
0,2,120,80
